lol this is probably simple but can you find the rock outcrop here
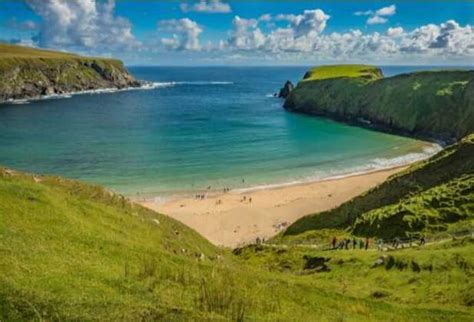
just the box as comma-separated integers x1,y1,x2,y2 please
278,80,294,98
0,43,141,103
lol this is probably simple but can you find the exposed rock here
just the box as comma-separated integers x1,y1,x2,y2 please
371,255,388,268
303,255,331,272
278,80,294,98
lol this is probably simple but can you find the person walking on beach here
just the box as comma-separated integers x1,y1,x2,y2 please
332,237,337,249
365,237,370,250
249,197,252,203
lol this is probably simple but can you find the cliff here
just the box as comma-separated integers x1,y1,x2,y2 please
0,43,140,103
284,64,474,141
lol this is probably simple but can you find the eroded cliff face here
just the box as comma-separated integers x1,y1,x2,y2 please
284,67,474,141
0,54,140,103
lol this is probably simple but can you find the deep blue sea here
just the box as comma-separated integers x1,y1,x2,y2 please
0,66,447,196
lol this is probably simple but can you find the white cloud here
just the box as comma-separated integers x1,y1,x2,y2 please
400,20,474,56
258,14,272,22
222,13,473,63
180,0,231,14
158,18,203,51
355,4,396,25
354,10,373,16
387,27,404,37
227,16,265,50
367,16,388,25
227,9,330,52
376,5,396,17
6,18,38,31
26,0,140,51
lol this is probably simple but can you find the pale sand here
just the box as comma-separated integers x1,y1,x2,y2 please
138,167,406,248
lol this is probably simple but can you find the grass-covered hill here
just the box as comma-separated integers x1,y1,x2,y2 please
284,64,474,141
280,134,474,242
302,64,383,82
0,43,139,103
2,167,473,320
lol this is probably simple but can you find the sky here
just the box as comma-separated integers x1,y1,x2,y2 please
0,0,473,66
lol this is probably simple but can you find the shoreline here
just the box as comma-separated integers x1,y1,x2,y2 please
131,140,441,204
138,164,410,248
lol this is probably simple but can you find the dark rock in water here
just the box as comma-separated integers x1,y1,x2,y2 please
278,80,294,98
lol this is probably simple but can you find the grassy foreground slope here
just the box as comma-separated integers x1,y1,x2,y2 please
5,168,470,320
284,65,474,141
281,134,474,241
0,43,139,102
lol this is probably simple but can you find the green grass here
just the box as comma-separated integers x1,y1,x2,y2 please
302,64,383,82
1,167,473,320
280,134,474,241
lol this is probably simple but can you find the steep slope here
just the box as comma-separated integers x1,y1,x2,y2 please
284,65,474,141
0,43,140,103
282,134,474,239
2,167,472,320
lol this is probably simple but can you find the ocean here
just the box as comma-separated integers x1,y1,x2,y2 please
0,66,444,197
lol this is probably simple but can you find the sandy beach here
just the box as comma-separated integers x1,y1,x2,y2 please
138,166,406,247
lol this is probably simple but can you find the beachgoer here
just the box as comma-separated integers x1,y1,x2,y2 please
256,237,261,244
249,197,252,203
332,237,337,249
243,196,247,201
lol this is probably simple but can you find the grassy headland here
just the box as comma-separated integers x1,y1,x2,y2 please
284,64,474,141
0,43,139,103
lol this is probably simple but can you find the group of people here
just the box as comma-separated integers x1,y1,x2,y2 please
195,194,206,200
241,196,252,203
331,237,370,250
332,235,427,251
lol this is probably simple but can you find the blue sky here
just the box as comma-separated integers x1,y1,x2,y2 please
1,1,473,65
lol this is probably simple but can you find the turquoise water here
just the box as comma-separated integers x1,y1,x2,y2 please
0,66,439,196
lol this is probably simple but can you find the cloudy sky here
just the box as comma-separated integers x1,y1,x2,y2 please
1,0,473,65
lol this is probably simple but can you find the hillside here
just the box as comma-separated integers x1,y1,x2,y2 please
0,43,139,103
280,134,474,241
301,64,383,82
284,64,474,141
2,167,473,320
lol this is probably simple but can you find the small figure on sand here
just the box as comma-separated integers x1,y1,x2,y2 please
249,197,252,203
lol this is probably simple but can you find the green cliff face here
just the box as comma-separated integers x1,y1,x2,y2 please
284,64,474,141
282,134,474,239
0,43,139,103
